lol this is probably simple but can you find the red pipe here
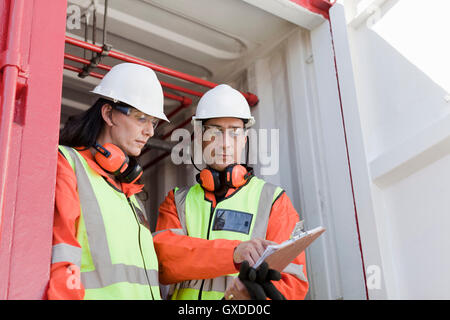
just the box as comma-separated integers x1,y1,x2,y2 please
64,63,104,79
64,53,111,71
65,53,202,99
65,36,259,106
63,63,191,104
65,36,216,86
164,92,192,107
159,81,203,98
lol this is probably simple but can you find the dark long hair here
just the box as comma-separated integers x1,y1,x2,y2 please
59,98,109,149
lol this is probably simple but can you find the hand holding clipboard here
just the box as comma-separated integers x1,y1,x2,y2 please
253,223,326,272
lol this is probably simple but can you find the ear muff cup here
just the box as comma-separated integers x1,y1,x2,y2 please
94,143,143,184
196,164,254,192
225,164,249,188
196,168,221,192
117,157,143,184
94,143,129,174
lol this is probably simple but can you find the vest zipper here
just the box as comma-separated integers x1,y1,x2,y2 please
127,196,155,300
198,203,216,300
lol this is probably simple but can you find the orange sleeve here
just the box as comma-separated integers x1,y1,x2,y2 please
46,151,85,300
153,190,241,285
266,192,309,300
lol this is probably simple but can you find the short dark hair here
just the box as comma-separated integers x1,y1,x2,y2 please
59,98,110,149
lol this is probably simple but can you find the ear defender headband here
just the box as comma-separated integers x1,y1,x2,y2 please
93,143,143,184
196,164,253,192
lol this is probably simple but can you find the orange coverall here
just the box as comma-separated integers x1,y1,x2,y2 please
153,185,309,300
47,149,143,300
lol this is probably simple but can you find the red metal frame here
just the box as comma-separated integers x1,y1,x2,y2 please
0,0,67,299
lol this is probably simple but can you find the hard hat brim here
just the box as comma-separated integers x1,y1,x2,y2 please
191,116,255,128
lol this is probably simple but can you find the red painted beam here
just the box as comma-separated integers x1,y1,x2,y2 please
289,0,335,19
0,0,68,299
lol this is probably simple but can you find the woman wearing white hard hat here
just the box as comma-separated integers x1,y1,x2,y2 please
47,63,168,300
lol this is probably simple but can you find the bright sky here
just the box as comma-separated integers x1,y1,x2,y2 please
372,0,450,94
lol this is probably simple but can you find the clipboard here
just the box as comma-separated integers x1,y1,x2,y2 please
253,225,326,272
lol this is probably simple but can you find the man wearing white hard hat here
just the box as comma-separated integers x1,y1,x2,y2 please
153,84,309,300
47,63,168,299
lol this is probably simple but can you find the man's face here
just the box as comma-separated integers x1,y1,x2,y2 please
202,117,247,172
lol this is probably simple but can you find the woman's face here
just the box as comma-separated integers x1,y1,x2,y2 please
100,104,158,157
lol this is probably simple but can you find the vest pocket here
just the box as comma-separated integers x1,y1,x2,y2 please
212,209,253,234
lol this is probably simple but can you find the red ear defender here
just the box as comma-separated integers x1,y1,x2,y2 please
225,164,251,188
93,143,144,184
116,157,143,184
197,168,220,192
94,143,129,175
197,165,253,192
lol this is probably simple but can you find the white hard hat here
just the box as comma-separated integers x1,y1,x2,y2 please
192,84,255,128
91,63,169,122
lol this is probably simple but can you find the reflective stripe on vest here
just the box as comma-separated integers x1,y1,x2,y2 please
59,146,161,300
170,177,284,300
51,243,82,267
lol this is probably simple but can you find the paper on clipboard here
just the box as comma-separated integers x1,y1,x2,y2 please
253,224,325,272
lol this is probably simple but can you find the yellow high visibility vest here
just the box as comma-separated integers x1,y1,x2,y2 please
170,176,283,300
54,146,161,300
